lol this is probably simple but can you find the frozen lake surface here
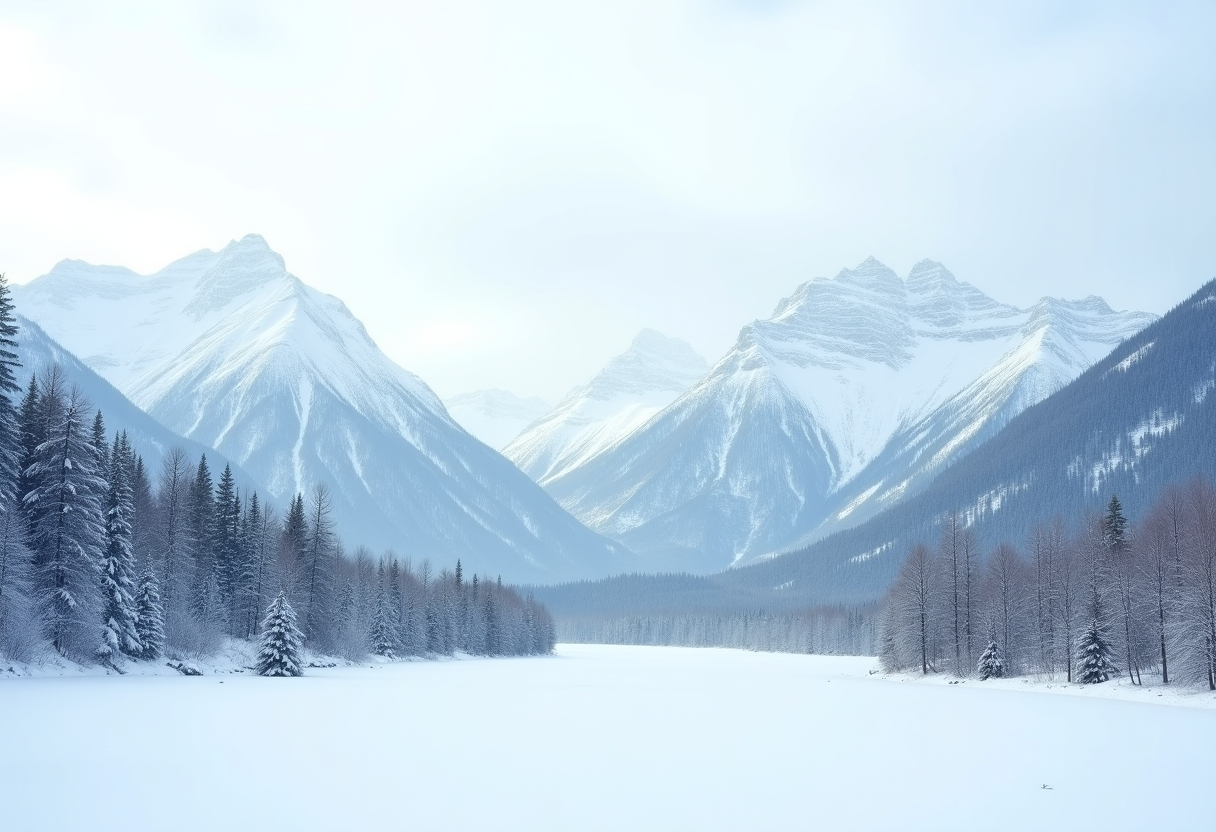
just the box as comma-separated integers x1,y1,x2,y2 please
2,644,1213,831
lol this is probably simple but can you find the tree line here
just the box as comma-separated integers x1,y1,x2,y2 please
0,276,555,667
880,479,1216,689
557,606,875,656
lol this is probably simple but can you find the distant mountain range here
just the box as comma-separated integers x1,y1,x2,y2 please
534,278,1216,615
13,235,634,583
444,389,550,450
503,329,709,484
532,258,1155,572
14,238,1172,590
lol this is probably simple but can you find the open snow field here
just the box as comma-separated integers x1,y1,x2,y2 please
3,644,1213,832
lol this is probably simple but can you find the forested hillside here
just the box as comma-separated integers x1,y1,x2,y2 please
0,276,554,668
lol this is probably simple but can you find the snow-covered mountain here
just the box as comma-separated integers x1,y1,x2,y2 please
444,389,550,450
14,314,258,491
725,277,1216,606
505,329,709,484
13,235,634,582
540,258,1155,572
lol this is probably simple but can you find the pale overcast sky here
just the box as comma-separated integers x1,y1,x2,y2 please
1,1,1213,402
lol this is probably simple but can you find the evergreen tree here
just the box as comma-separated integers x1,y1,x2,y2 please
212,463,239,625
15,374,40,514
1076,611,1118,684
24,386,106,656
187,454,215,620
130,453,155,568
369,563,396,658
256,591,304,677
90,410,108,473
97,431,141,662
1103,494,1127,554
0,274,21,507
977,636,1004,680
133,567,165,660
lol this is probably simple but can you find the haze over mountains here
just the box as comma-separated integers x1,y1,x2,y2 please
504,329,709,484
13,235,633,583
444,389,550,450
533,258,1155,572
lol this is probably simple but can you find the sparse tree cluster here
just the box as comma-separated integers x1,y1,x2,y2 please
880,482,1216,689
0,276,555,667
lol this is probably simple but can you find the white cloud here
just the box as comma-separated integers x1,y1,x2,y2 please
0,0,1212,400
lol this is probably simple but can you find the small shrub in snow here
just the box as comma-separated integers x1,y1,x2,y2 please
256,592,303,677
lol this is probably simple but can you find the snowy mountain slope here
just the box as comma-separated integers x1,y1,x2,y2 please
722,277,1216,605
542,258,1155,572
13,314,259,492
444,389,550,450
504,329,709,484
13,235,633,582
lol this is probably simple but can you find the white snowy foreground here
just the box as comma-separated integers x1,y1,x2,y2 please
2,645,1213,832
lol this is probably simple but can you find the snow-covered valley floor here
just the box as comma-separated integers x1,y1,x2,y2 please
3,644,1212,831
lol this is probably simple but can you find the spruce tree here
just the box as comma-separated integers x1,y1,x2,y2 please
15,375,39,497
1103,494,1127,554
256,591,304,677
97,431,141,662
24,386,106,656
133,567,165,660
187,454,215,621
90,410,108,473
977,636,1004,680
1076,613,1118,684
0,274,21,506
212,464,239,626
369,560,397,657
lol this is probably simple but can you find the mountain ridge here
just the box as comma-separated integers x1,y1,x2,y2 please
537,257,1155,571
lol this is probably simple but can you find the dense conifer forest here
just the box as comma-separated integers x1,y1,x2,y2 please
0,276,555,670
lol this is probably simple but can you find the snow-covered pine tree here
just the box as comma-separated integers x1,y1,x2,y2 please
89,410,108,473
133,567,165,660
256,591,304,677
369,561,396,658
1076,613,1118,684
97,430,141,662
187,454,216,623
977,635,1004,680
24,386,107,657
212,462,239,627
0,273,22,507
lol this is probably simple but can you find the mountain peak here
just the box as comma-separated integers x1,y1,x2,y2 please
184,234,290,315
